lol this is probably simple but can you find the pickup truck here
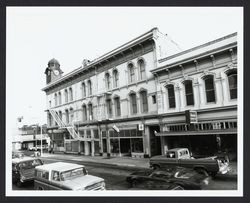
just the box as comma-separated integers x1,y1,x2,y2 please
149,148,229,176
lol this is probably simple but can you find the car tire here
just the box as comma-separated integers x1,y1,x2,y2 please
16,180,22,188
131,179,138,187
152,165,160,170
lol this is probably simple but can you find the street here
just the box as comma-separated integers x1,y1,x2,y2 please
12,157,237,191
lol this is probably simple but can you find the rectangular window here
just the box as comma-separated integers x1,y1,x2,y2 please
185,81,194,106
93,130,99,139
204,77,216,102
106,99,112,118
140,91,148,113
152,95,156,104
130,94,137,114
167,85,176,108
114,97,121,116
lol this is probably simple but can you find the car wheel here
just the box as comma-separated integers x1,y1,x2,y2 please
16,180,22,187
131,179,138,187
153,165,160,170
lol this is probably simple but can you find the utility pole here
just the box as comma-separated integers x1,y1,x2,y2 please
40,124,43,157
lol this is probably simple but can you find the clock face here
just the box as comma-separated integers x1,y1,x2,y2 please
54,70,60,76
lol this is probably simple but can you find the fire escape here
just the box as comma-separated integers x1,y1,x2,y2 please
49,109,84,140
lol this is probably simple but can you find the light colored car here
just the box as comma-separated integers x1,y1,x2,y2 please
34,162,105,190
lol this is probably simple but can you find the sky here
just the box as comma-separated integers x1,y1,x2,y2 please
6,7,243,136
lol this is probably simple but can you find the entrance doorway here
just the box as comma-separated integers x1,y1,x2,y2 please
149,126,161,156
120,138,131,156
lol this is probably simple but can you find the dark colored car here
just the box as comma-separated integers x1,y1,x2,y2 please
12,157,43,187
126,167,210,190
129,179,185,190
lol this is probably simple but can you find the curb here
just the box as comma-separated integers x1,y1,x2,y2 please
41,156,148,171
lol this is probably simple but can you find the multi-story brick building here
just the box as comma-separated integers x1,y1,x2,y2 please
42,28,181,158
151,33,237,160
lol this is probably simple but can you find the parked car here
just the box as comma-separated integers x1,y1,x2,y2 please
12,157,43,187
34,162,105,190
129,179,185,190
12,151,25,159
127,167,210,190
29,145,48,151
150,148,229,176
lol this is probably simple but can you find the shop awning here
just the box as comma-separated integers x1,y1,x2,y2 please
155,128,237,136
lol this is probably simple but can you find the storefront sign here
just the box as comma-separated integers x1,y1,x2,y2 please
138,124,144,131
112,125,120,132
185,110,198,124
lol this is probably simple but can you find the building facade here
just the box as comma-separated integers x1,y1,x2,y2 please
42,29,237,160
152,33,237,160
42,28,181,158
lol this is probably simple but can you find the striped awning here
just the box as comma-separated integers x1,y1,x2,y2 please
155,128,237,136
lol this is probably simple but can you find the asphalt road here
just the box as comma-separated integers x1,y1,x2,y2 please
12,157,237,191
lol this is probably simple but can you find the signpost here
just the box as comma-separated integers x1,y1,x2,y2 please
185,110,198,124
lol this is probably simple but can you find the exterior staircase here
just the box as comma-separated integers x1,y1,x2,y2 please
49,109,83,141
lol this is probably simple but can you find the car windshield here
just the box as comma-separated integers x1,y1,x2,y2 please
19,159,42,169
60,167,87,181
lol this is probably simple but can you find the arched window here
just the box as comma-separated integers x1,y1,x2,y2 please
87,80,92,96
128,63,135,83
88,103,93,120
204,75,216,103
65,109,69,124
184,80,194,106
113,69,119,88
69,108,74,124
138,59,146,80
58,92,62,105
69,88,73,101
82,82,86,98
130,93,137,114
54,93,58,106
227,70,237,99
166,84,176,108
140,90,148,113
64,89,68,103
59,111,62,121
114,97,121,116
105,73,111,90
82,104,87,121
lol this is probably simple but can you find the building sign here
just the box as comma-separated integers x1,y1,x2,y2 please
185,110,198,124
113,125,120,132
138,124,144,131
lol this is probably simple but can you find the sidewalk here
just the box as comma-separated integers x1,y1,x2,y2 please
40,152,237,178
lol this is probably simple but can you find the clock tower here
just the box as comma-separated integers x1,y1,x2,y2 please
45,58,63,84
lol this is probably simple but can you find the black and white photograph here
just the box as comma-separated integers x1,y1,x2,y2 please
6,6,243,196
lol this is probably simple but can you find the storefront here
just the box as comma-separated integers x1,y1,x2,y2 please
101,125,145,158
156,119,237,161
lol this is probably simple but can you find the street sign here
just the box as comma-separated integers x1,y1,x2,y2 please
185,110,198,124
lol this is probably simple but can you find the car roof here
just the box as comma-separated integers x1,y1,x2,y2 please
12,157,39,164
168,148,189,152
35,162,85,172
